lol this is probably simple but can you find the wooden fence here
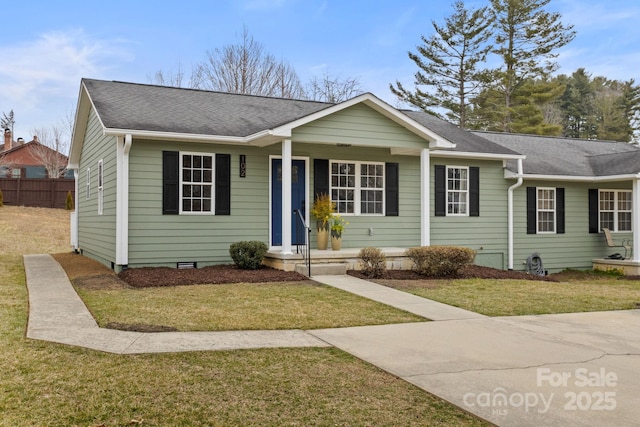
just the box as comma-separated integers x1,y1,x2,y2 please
0,178,75,209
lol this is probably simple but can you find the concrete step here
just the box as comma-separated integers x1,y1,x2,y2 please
295,262,347,276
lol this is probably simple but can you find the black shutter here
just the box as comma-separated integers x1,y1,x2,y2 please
314,159,329,198
385,162,399,216
526,187,537,234
588,189,599,233
162,151,179,215
215,154,231,215
434,165,446,216
469,166,480,217
556,187,565,234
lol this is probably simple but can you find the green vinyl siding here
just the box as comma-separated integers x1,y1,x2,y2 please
430,158,511,269
294,144,422,249
77,108,118,267
512,180,632,273
126,141,422,267
128,140,270,267
293,103,428,149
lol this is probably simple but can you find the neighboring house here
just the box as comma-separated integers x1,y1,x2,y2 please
0,129,72,178
68,78,640,273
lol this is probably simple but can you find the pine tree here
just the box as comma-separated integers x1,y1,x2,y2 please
484,0,576,132
390,1,492,128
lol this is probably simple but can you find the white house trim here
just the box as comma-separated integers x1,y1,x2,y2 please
420,148,430,246
281,139,293,255
633,177,640,262
115,134,132,266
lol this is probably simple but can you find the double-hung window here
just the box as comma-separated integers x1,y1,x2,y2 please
536,187,556,233
97,160,103,215
527,187,564,235
599,190,632,232
447,166,468,215
330,161,384,215
180,153,214,214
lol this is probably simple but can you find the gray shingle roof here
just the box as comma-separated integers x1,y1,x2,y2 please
474,131,640,176
83,79,333,137
402,111,521,156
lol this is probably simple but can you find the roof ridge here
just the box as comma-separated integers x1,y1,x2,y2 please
83,78,336,106
472,129,627,144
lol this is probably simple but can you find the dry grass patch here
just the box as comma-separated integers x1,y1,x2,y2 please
378,275,640,316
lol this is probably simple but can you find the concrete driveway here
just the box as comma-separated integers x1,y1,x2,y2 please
311,310,640,426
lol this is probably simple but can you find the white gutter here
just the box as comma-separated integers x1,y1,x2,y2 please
504,171,640,183
507,158,524,270
431,151,525,161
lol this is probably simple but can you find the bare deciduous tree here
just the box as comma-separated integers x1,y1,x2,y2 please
30,125,69,178
1,110,15,136
149,62,202,88
193,27,305,98
306,71,364,103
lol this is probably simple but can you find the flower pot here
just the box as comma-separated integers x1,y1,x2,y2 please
331,236,342,251
317,228,329,250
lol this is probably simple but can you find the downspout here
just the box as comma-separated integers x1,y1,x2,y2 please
633,175,640,262
115,134,132,268
70,168,79,251
507,158,523,270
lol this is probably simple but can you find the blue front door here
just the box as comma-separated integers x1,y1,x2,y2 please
272,159,306,246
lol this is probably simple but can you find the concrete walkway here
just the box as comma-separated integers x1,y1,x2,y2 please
24,254,640,426
24,254,329,354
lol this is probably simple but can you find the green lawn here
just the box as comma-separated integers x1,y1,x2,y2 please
0,206,486,426
376,274,640,316
77,281,424,331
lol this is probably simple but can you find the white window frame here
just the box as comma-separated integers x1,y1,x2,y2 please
537,187,556,234
329,160,385,216
85,167,90,200
179,151,215,215
599,189,632,232
446,166,468,216
97,160,103,215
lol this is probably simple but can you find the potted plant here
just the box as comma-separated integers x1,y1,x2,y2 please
330,214,348,251
311,193,335,250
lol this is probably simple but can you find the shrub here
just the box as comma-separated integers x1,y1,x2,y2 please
405,246,476,277
229,241,268,270
65,191,74,210
359,247,386,278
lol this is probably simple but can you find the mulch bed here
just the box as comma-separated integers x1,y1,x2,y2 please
118,264,309,288
348,264,558,282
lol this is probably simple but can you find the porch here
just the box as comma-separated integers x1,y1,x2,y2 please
592,258,640,276
264,247,413,276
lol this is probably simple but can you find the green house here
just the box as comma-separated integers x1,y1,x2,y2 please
68,79,640,274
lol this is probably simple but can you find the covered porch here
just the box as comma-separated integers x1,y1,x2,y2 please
592,258,640,276
264,247,413,276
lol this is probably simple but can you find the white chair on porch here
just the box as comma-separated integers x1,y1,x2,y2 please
602,228,632,259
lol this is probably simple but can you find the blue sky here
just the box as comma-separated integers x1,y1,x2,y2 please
1,0,639,143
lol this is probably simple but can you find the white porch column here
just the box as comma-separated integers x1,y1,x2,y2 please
633,177,640,261
420,148,430,246
281,139,293,254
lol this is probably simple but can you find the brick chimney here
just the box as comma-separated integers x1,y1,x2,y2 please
3,128,11,151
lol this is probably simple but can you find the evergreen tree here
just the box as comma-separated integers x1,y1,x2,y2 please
390,1,492,127
483,0,576,132
558,68,597,139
